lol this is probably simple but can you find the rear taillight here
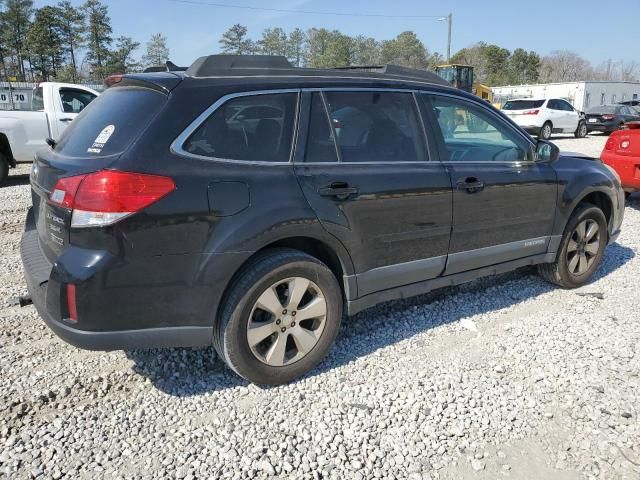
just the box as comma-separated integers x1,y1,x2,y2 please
523,109,539,115
602,114,615,120
66,284,78,323
50,170,175,227
604,137,616,151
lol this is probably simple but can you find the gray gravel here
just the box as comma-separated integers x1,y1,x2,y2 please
1,136,640,479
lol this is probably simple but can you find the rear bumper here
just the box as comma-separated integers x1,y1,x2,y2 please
20,212,213,350
586,123,616,132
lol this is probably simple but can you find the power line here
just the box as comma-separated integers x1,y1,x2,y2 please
168,0,447,19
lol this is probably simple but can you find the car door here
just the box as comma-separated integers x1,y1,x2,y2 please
560,99,580,132
294,90,453,297
422,93,557,275
547,99,570,130
51,87,98,139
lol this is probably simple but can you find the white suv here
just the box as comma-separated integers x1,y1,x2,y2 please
502,98,587,140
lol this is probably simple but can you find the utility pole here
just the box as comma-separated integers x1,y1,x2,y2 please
447,13,452,62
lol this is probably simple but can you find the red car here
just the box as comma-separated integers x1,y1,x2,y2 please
601,121,640,198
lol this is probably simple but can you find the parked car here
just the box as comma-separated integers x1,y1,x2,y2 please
501,98,586,140
20,55,624,385
585,104,640,134
601,121,640,197
0,82,99,184
618,99,640,113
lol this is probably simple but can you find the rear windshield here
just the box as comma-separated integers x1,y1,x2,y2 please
54,87,166,158
503,100,545,110
587,105,619,114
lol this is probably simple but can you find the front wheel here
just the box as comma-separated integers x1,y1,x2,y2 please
574,121,588,138
538,203,607,288
214,248,343,385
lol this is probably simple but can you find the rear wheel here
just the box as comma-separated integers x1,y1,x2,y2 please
539,122,552,140
574,121,587,138
214,248,343,385
538,203,607,288
0,155,8,186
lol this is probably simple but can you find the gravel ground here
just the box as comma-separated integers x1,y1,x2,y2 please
1,135,639,480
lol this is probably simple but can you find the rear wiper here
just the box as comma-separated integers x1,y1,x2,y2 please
46,137,56,148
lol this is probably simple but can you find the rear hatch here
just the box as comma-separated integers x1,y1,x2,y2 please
31,84,170,262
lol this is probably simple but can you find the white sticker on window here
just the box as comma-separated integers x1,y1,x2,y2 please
87,125,115,154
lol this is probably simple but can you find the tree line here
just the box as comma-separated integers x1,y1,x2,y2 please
1,3,637,86
220,24,639,85
0,0,170,82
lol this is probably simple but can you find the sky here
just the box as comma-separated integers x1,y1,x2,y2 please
34,0,640,68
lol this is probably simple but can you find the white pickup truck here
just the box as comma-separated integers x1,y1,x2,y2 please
0,82,99,183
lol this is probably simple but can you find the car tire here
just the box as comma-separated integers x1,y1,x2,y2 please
0,155,8,186
214,248,343,385
538,203,607,289
574,121,588,138
539,122,552,140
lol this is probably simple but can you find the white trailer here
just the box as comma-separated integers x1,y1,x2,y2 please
492,81,640,111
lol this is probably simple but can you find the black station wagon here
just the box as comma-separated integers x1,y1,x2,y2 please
21,55,624,384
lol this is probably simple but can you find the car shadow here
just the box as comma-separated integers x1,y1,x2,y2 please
126,243,634,396
2,173,30,187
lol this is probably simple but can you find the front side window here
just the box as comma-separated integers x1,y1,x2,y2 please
560,100,574,111
59,88,97,113
321,91,427,162
428,95,530,163
184,92,298,162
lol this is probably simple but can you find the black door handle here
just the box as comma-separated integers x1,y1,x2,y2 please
319,182,358,200
456,177,485,193
60,118,73,122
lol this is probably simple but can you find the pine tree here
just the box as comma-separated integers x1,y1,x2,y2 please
26,5,64,81
82,0,111,79
2,0,34,81
57,1,84,82
287,28,305,66
219,24,255,55
106,36,139,74
142,33,169,67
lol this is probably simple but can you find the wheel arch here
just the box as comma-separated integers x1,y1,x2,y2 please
0,133,15,168
213,234,356,331
565,189,615,237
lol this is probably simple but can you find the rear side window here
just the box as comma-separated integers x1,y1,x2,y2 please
55,87,166,158
322,91,427,162
305,93,338,163
502,100,544,110
31,87,44,111
184,92,298,163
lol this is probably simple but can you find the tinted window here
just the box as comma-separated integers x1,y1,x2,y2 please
502,100,544,110
559,100,574,111
60,88,96,113
305,93,338,163
322,91,427,162
429,95,529,163
547,99,561,110
185,93,297,163
54,87,166,158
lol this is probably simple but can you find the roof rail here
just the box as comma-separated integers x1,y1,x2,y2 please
333,64,448,85
142,61,187,73
187,55,292,77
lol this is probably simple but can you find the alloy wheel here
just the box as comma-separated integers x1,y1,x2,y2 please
247,277,327,366
566,219,600,276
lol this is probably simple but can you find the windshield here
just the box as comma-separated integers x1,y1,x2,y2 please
587,105,619,114
54,87,166,158
503,100,545,110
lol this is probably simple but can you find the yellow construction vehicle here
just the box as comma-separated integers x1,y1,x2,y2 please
434,64,495,133
434,64,493,103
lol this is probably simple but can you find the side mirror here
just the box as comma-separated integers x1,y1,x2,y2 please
535,140,560,162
